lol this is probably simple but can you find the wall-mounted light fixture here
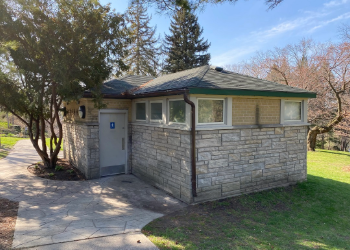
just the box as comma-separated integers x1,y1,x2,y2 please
78,105,86,119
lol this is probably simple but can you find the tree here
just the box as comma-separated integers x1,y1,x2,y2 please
163,8,210,73
0,0,128,168
226,39,350,151
307,42,350,151
138,0,283,14
125,0,160,76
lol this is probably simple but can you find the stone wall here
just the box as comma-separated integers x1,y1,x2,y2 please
131,124,193,203
63,122,133,179
195,126,307,203
63,122,100,179
232,98,280,125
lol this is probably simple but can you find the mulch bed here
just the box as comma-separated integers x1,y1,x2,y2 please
27,158,86,181
0,197,19,250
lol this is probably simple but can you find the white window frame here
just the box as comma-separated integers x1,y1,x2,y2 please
168,99,187,125
281,99,307,124
150,100,163,123
135,101,147,121
196,98,226,125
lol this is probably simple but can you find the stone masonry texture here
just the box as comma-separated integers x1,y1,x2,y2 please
63,122,132,179
194,126,307,203
131,124,193,203
63,123,100,179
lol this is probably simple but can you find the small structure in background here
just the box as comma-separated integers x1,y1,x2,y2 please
63,66,316,204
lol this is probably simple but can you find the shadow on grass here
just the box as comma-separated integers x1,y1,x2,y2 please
314,149,350,157
143,175,350,250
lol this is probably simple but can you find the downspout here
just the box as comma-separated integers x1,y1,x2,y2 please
183,91,197,198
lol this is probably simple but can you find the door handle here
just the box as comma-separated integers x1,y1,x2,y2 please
122,138,125,150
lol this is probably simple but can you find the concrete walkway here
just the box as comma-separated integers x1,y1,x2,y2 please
0,140,186,249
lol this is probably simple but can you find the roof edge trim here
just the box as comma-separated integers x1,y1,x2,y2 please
189,88,317,98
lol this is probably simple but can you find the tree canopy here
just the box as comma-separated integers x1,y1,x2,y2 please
0,0,128,167
162,8,210,73
138,0,283,13
125,0,160,76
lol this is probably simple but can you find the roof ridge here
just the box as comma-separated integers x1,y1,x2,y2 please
194,65,210,87
127,79,154,95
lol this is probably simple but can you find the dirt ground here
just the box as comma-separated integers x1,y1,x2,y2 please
342,166,350,172
27,158,86,181
0,197,19,250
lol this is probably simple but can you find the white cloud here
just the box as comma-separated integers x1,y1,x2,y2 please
324,0,350,8
212,1,350,65
309,12,350,32
211,46,258,66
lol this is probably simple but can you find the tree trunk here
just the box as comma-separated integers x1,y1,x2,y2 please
321,134,325,149
6,112,9,128
307,129,319,151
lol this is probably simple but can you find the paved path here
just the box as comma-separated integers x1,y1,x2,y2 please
0,140,186,249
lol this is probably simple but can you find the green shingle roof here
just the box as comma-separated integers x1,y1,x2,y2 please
99,66,316,98
100,75,154,95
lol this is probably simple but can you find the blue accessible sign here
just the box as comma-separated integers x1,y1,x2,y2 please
110,122,115,129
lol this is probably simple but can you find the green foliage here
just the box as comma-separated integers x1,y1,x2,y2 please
162,8,210,73
0,0,129,167
144,150,350,249
67,169,74,175
139,0,282,14
55,165,63,171
125,1,160,76
48,173,54,177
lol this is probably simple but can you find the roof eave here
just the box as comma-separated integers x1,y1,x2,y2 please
188,87,317,98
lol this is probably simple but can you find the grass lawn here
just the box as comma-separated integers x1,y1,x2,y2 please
0,137,27,159
0,121,10,129
45,138,63,151
143,150,350,250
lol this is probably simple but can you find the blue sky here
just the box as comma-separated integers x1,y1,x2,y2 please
101,0,350,66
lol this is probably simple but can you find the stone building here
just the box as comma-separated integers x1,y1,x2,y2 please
63,66,316,204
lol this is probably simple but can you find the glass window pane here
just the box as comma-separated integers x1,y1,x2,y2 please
136,103,146,120
285,101,301,120
169,100,186,123
198,99,224,123
151,103,162,120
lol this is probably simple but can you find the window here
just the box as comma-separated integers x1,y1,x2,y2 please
284,101,301,121
169,100,186,123
136,102,146,120
198,99,224,124
150,102,162,121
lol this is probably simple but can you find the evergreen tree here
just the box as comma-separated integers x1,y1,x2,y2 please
125,1,160,76
163,8,210,73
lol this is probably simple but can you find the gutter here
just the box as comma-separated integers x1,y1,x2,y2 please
83,89,186,99
183,91,197,198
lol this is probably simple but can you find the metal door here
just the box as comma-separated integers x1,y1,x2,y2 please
99,111,126,176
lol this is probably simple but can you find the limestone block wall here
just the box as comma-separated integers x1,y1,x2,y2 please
63,122,100,179
63,122,133,179
232,98,280,125
131,124,193,203
194,126,307,203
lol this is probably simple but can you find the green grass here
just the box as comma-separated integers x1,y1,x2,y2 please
0,137,27,159
0,121,10,129
45,138,63,151
143,150,350,250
